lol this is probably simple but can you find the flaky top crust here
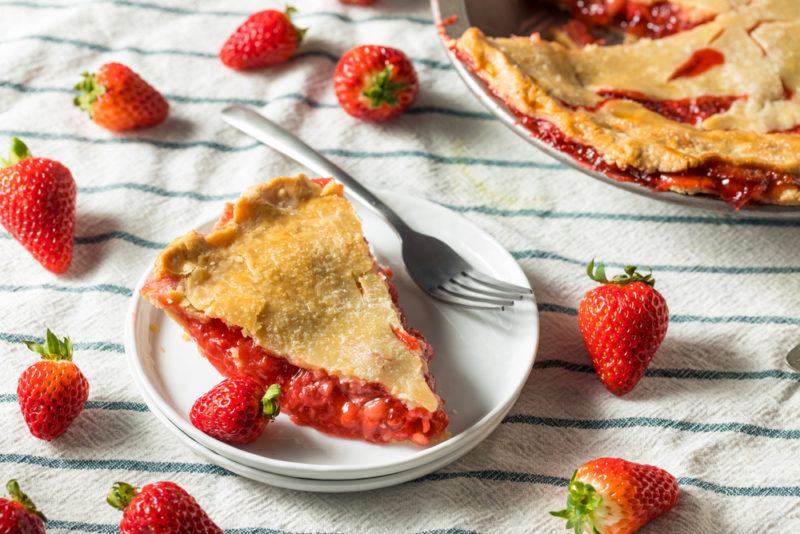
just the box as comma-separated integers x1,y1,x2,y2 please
153,175,438,412
453,0,800,204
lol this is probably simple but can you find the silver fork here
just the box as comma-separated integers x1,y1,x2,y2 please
221,105,531,311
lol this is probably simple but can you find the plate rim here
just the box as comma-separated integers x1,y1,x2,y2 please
430,0,800,217
133,362,512,492
124,188,539,479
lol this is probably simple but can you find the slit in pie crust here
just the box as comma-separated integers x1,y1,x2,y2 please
449,0,800,208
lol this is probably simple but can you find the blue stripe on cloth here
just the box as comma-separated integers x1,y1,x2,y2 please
0,283,132,296
502,415,800,440
512,249,800,275
0,80,493,120
0,452,232,475
0,1,433,24
1,229,165,248
415,470,800,496
0,332,124,353
0,393,148,411
445,203,800,227
538,302,800,326
45,520,471,534
0,129,562,167
533,359,800,382
0,35,452,69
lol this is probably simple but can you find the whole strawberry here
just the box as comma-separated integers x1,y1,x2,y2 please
0,480,46,534
578,261,668,396
107,481,222,534
334,45,418,122
0,138,76,274
18,329,89,440
190,377,281,444
220,7,306,70
74,63,169,131
550,458,679,534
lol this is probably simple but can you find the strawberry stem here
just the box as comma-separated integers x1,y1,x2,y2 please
549,472,602,534
107,482,138,511
0,137,31,167
586,259,655,287
262,383,282,419
285,6,307,44
73,71,106,118
6,480,46,522
362,66,409,108
24,329,74,362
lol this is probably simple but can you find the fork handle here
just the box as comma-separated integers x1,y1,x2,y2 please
222,105,410,232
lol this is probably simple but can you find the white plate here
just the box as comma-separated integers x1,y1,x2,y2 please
137,369,509,492
125,189,538,480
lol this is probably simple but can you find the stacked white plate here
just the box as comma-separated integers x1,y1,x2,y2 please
124,191,539,492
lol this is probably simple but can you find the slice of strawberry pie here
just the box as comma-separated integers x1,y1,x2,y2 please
142,175,448,445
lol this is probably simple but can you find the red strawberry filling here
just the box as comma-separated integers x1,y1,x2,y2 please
559,0,709,39
142,275,448,445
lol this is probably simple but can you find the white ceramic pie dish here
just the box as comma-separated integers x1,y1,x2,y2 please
125,189,538,481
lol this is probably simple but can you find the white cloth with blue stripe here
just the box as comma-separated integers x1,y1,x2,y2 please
1,0,799,532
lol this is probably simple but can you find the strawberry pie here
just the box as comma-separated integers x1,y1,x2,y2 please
450,0,800,208
142,175,448,445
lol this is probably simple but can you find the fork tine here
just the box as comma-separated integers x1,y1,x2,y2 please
429,289,505,311
438,285,515,307
449,277,525,300
463,269,533,295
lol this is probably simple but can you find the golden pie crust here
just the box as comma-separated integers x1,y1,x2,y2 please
452,0,800,205
152,175,438,412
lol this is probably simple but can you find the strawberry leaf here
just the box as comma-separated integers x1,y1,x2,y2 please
262,383,282,419
107,482,138,511
362,66,409,108
24,329,73,361
73,72,106,119
0,137,32,168
586,259,655,287
6,480,46,521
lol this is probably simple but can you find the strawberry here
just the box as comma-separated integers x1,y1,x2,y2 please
190,377,281,444
550,457,679,534
107,481,222,534
334,45,418,122
0,480,46,533
578,261,668,396
0,138,76,274
74,63,169,131
18,329,89,440
219,7,306,70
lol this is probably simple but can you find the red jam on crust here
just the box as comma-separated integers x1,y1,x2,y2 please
559,0,710,38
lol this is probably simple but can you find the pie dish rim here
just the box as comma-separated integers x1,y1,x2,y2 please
124,188,539,480
431,0,800,216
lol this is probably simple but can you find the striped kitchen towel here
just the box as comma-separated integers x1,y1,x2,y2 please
0,0,799,532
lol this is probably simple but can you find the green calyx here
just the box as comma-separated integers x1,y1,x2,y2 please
7,480,46,522
362,66,409,108
285,6,307,44
73,71,105,118
24,329,74,362
106,482,138,511
586,259,655,287
549,472,602,534
0,137,32,168
262,383,282,419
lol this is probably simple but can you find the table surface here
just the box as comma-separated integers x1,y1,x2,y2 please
1,0,799,532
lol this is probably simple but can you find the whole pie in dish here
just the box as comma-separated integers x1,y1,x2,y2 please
142,175,448,445
449,0,800,208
